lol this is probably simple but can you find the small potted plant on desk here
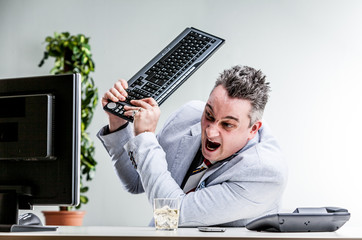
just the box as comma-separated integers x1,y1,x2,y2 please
38,32,98,226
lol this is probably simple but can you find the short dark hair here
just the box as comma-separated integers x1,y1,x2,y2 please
213,65,271,126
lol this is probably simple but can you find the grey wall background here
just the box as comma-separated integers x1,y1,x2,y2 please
1,0,362,227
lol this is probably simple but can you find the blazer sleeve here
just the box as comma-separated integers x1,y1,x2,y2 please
97,124,145,194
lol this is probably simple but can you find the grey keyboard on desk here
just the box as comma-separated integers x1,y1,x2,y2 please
104,27,225,122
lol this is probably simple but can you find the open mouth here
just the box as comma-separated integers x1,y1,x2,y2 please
206,139,221,151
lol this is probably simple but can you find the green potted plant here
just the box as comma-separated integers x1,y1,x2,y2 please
38,32,98,225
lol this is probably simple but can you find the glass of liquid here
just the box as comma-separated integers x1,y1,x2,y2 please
153,198,180,231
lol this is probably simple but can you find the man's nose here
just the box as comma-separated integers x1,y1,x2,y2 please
206,123,219,138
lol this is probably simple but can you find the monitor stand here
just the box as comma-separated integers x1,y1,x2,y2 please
0,186,57,232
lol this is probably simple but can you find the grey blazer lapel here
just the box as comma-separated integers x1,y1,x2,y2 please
169,123,201,186
201,161,228,184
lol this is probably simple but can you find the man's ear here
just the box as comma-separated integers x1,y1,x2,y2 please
248,120,262,140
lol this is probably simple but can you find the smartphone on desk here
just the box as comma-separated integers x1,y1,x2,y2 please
198,227,226,232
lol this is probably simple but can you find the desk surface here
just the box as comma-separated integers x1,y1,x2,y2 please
0,226,361,240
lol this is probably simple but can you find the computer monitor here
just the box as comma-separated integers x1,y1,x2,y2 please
0,74,80,232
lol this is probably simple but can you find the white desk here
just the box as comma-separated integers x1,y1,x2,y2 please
0,226,361,240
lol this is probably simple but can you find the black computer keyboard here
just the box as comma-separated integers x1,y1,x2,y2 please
104,27,225,122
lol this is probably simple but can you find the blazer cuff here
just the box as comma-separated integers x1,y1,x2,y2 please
97,124,134,157
125,132,165,170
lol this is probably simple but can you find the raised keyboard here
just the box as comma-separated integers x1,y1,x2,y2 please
104,27,224,122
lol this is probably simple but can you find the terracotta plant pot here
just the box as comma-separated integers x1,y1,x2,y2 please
42,211,86,226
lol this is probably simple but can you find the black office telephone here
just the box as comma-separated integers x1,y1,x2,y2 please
246,207,350,232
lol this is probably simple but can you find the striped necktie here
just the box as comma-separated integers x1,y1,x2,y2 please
183,158,213,194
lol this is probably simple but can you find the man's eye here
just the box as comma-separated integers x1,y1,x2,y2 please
205,112,214,121
222,122,234,129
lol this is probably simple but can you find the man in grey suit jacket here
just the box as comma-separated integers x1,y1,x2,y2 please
98,65,288,227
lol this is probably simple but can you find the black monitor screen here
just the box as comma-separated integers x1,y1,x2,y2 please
0,94,55,160
0,74,80,227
